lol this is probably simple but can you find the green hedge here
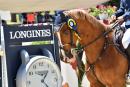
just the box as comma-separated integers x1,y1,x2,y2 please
108,0,120,7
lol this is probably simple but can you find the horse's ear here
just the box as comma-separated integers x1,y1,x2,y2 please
54,10,77,32
54,22,66,33
54,11,67,32
54,11,67,25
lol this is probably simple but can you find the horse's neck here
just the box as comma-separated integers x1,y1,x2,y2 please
79,22,106,63
83,30,127,65
82,35,105,64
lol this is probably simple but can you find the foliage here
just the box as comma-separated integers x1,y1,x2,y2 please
108,0,120,7
89,7,101,17
89,5,117,17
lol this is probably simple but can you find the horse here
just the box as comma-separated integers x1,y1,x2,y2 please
54,9,128,87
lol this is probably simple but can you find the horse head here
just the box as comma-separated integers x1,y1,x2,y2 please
54,10,82,59
54,9,108,63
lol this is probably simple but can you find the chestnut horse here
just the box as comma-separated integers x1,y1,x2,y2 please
55,9,128,87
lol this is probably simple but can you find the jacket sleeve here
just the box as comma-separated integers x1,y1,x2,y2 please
114,0,125,17
122,11,130,21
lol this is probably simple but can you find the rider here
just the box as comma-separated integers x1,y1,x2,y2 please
111,0,130,78
111,0,130,58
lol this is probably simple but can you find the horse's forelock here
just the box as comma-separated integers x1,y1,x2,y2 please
64,9,86,19
64,9,107,32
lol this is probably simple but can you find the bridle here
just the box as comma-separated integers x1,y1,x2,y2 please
60,19,119,58
58,14,81,50
59,28,80,63
59,29,79,49
59,16,120,65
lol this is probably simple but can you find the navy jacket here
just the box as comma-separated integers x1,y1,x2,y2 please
114,0,130,28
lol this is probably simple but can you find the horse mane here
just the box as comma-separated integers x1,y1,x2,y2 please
64,9,108,32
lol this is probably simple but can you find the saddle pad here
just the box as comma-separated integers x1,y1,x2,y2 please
122,29,130,49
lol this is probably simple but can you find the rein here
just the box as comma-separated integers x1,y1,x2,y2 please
78,21,120,51
60,21,119,63
82,22,120,83
71,23,118,84
78,22,119,64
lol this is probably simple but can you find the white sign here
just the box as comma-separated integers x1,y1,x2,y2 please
9,29,51,39
0,10,11,21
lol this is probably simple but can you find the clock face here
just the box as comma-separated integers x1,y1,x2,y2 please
26,58,62,87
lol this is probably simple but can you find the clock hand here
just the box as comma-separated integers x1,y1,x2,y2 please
43,72,49,87
43,82,48,87
41,71,48,87
41,71,48,82
42,83,48,87
35,70,48,76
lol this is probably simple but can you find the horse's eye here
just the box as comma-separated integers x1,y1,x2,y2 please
64,29,70,35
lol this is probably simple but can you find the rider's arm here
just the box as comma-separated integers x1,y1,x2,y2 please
122,11,130,21
114,0,125,17
122,0,130,21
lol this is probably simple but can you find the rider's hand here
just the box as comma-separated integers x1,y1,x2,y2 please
111,15,116,21
109,15,117,24
117,16,124,25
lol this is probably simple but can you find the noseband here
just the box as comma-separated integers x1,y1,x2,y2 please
60,29,79,49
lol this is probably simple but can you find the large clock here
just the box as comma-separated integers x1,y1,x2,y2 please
16,50,62,87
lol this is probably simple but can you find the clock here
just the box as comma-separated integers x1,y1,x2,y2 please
16,50,62,87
